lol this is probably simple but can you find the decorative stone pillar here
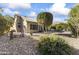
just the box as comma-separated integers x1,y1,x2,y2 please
10,14,25,37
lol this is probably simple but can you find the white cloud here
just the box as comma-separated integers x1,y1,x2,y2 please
49,3,71,15
2,8,19,16
40,8,45,11
3,8,14,15
53,17,66,23
14,11,20,14
29,11,37,17
8,3,31,9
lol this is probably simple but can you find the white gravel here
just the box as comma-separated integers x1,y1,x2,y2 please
0,32,79,55
0,34,39,55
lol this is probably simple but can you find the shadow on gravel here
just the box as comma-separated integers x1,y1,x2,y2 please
71,47,79,55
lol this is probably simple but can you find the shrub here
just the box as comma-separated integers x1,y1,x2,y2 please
0,15,14,36
51,23,69,32
55,24,64,31
37,35,73,55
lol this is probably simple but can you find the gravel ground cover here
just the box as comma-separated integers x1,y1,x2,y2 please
0,34,38,55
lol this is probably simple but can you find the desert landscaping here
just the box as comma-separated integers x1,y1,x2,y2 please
0,3,79,55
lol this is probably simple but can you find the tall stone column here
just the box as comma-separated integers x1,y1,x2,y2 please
10,14,26,37
10,15,17,32
13,15,17,32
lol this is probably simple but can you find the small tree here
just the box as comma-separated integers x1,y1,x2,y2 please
0,15,13,36
68,5,79,38
4,15,14,32
0,9,14,36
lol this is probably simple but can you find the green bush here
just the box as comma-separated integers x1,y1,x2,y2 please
56,24,64,31
37,35,73,55
0,15,14,36
51,23,69,31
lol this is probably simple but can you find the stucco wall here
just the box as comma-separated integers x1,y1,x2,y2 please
26,21,39,33
11,15,41,33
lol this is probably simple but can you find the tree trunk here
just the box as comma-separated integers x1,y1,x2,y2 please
42,25,44,32
10,30,14,40
76,28,78,38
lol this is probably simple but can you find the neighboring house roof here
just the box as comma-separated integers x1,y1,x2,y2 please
14,14,37,23
21,16,37,23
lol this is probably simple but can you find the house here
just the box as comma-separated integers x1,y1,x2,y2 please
10,14,42,33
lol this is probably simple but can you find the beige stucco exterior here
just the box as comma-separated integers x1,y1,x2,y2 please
10,14,42,33
26,21,39,33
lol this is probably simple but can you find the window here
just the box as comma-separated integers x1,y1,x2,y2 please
30,24,38,30
17,23,21,28
18,25,21,28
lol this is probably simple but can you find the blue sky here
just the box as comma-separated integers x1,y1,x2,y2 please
0,3,75,22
